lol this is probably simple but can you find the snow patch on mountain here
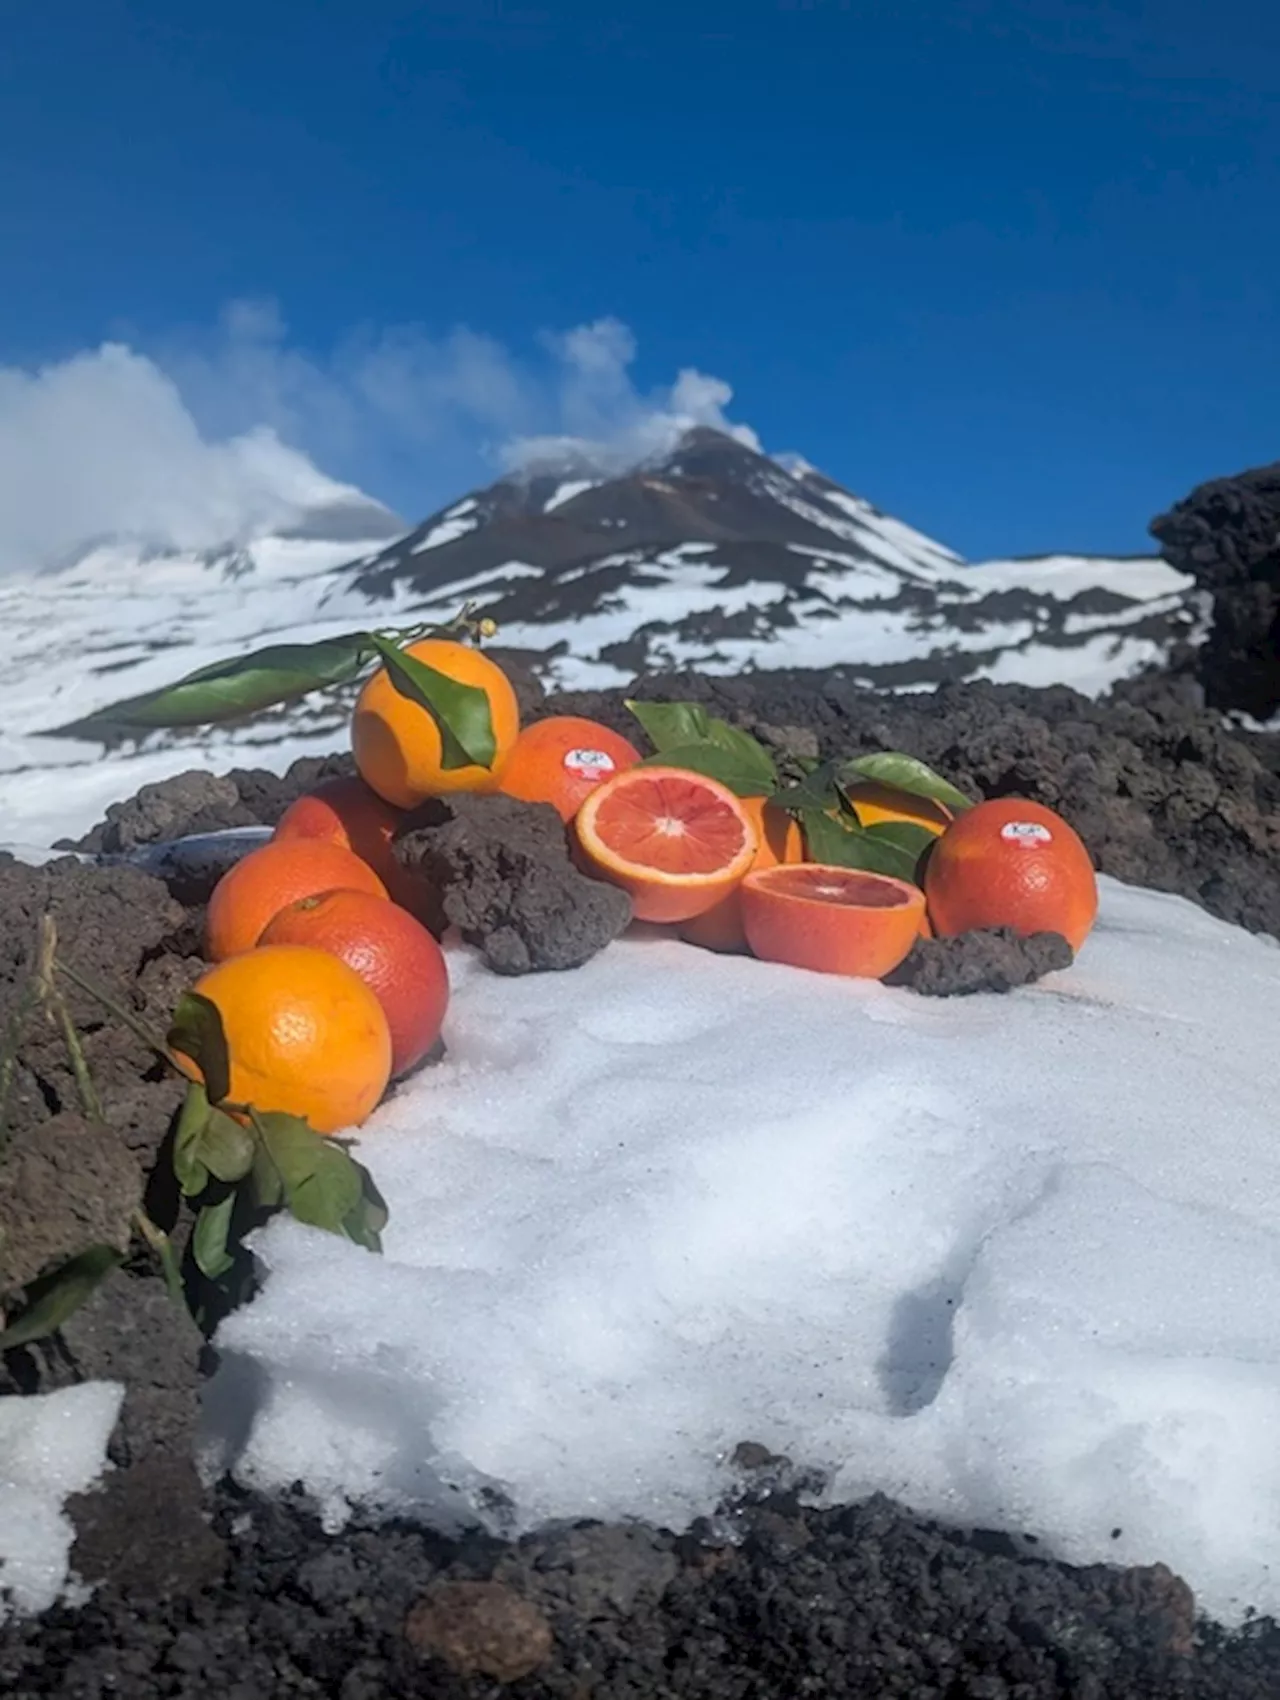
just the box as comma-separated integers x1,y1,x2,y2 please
0,428,1197,848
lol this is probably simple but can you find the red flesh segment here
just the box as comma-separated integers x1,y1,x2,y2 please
590,773,750,876
762,865,915,909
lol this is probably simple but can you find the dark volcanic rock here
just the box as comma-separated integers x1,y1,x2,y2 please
5,1487,1280,1698
56,1274,225,1601
0,1114,142,1294
394,792,633,973
1151,462,1280,720
886,927,1074,996
70,755,356,853
0,860,187,1148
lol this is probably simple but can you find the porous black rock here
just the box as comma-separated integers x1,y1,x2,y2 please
1150,461,1280,721
68,755,356,853
885,927,1074,996
394,792,633,974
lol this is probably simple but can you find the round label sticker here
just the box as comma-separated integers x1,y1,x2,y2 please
563,747,617,781
1000,820,1053,847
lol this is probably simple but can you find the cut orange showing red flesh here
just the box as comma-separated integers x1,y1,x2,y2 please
574,765,759,924
741,863,925,980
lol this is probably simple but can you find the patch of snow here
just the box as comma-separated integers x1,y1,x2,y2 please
208,880,1280,1627
0,1383,124,1622
818,487,966,570
967,554,1193,602
972,632,1172,693
543,480,599,513
410,513,480,553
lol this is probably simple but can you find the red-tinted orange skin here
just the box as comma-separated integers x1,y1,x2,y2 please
273,775,440,925
274,776,403,886
260,887,450,1079
574,766,758,925
741,863,925,979
498,715,643,822
680,796,806,954
205,839,389,963
924,797,1098,953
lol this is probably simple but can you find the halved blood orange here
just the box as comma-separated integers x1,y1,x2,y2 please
574,765,759,924
741,863,925,979
679,794,806,953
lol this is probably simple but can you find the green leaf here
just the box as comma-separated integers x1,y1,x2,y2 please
343,1169,389,1253
168,994,231,1107
625,699,713,750
172,1082,254,1197
838,752,973,814
634,741,776,799
797,809,923,883
249,1138,285,1211
193,1195,236,1280
42,634,372,738
366,635,496,772
861,819,939,865
625,700,778,792
250,1110,365,1235
0,1245,123,1349
771,758,847,816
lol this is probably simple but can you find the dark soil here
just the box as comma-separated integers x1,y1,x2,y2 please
3,666,1279,1697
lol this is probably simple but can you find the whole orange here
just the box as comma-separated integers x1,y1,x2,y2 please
205,839,389,963
178,945,392,1134
274,775,403,886
260,888,450,1079
273,774,438,922
352,638,520,808
498,716,642,821
924,797,1098,953
680,795,806,953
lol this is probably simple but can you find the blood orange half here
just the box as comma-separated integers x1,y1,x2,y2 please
574,765,759,924
741,863,925,979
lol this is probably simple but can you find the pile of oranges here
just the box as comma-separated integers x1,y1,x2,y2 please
193,633,1100,1138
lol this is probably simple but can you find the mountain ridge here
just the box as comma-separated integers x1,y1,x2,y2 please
0,425,1196,848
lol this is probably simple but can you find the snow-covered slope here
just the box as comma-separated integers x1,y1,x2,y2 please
0,429,1195,846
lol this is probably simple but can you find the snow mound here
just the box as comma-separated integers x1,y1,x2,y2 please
206,876,1280,1627
0,1383,123,1621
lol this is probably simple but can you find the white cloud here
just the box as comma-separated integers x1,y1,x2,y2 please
0,304,759,575
0,343,383,576
503,316,761,474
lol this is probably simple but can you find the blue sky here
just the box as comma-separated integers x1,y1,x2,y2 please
2,0,1278,562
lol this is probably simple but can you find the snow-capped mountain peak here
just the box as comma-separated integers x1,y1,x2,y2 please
0,426,1196,847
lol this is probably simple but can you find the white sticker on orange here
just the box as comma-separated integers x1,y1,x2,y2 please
564,748,617,781
1000,821,1053,847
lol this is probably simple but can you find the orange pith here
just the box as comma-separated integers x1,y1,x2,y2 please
924,797,1098,954
260,887,450,1080
205,838,390,963
680,794,806,954
352,637,521,808
177,944,392,1135
498,715,642,821
741,863,925,979
574,765,759,924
